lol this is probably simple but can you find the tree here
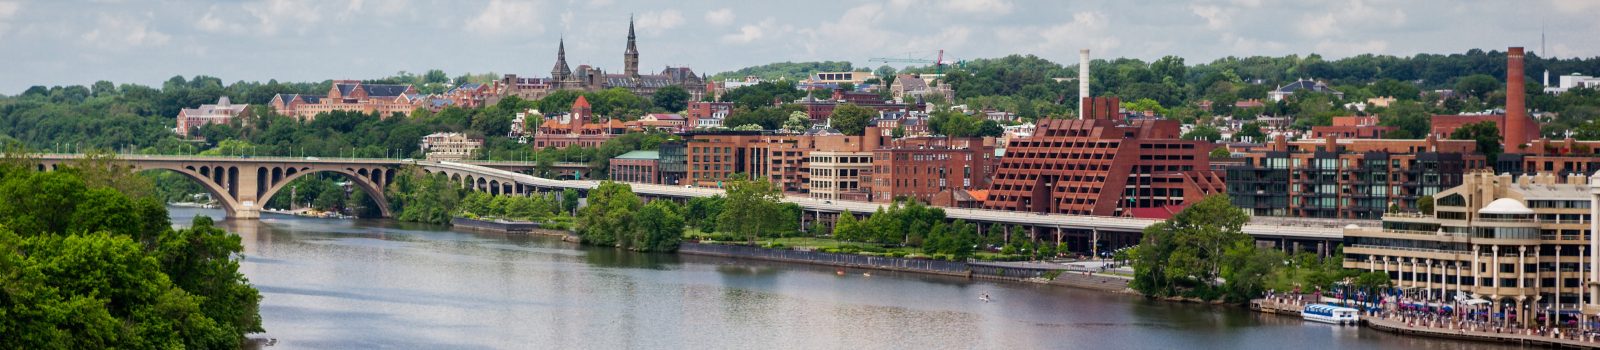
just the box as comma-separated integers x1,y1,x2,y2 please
1182,125,1223,142
1417,195,1435,215
562,188,580,215
1234,122,1266,142
685,195,725,231
632,200,685,252
575,181,642,247
1450,121,1503,161
782,112,811,132
652,85,691,112
717,173,785,242
833,210,862,242
387,168,461,225
828,103,876,136
1209,147,1232,159
1455,74,1500,101
1130,194,1255,301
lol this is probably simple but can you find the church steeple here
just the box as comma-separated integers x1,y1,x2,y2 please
552,37,574,83
624,16,640,78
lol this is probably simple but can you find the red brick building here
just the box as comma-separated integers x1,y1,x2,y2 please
984,97,1226,217
868,136,998,204
175,96,250,137
532,96,625,148
684,128,884,193
1311,116,1396,139
686,101,733,129
609,150,660,184
269,80,421,120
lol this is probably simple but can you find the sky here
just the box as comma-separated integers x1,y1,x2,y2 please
1,0,1598,94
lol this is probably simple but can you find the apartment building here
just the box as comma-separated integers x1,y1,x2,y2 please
1226,134,1485,219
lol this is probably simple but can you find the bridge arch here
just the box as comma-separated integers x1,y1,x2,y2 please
256,166,393,218
135,165,245,216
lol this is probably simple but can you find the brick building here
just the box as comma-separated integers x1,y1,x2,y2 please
175,96,250,137
686,101,733,129
1226,134,1485,219
869,136,998,204
609,150,660,184
1310,116,1396,139
532,96,625,148
984,97,1226,218
684,128,884,193
1516,137,1600,175
269,80,421,120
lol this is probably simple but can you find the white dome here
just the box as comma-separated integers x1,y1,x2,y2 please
1479,198,1533,215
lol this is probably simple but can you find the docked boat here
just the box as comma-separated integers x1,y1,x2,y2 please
1302,304,1360,326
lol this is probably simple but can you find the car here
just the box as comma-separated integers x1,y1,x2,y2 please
304,156,320,160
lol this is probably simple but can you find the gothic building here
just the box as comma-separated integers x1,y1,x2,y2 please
497,18,707,104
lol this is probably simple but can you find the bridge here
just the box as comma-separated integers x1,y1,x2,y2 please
31,153,1352,254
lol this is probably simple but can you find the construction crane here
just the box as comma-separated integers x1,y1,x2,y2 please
869,49,961,73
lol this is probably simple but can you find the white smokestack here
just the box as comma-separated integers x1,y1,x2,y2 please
1079,49,1090,119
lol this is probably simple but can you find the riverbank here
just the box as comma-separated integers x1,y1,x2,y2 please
677,242,1132,293
451,217,581,242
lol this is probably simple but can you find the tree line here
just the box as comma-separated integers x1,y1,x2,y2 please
0,151,262,348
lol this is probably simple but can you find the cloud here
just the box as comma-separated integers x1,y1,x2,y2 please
1550,0,1600,12
1190,5,1228,30
244,0,326,36
466,0,541,35
705,8,735,26
81,13,170,49
1295,0,1405,38
940,0,1012,15
994,11,1117,58
636,10,683,33
0,1,18,39
722,20,768,44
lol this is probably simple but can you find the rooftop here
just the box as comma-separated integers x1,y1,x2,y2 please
614,150,660,160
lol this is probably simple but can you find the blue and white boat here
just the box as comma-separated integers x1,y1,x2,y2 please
1302,304,1360,326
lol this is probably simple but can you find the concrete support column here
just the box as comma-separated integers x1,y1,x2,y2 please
1493,246,1501,289
1518,245,1527,290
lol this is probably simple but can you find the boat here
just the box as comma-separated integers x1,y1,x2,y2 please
1302,304,1360,326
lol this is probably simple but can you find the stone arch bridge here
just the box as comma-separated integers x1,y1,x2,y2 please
33,154,592,219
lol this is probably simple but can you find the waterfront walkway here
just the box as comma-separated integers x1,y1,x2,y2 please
1253,296,1600,348
1365,316,1600,348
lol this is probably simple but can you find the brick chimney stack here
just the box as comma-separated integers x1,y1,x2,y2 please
1505,47,1529,154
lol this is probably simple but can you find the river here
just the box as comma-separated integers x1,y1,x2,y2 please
168,207,1525,349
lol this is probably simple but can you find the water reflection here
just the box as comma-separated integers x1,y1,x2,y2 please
165,208,1529,349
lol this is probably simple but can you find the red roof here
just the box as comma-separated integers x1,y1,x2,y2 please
573,95,591,109
1125,203,1191,220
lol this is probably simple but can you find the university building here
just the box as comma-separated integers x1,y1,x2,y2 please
532,96,625,149
269,80,421,120
495,19,706,102
1343,171,1600,328
175,96,250,137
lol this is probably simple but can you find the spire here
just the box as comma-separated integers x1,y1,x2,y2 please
625,15,640,78
552,37,573,82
